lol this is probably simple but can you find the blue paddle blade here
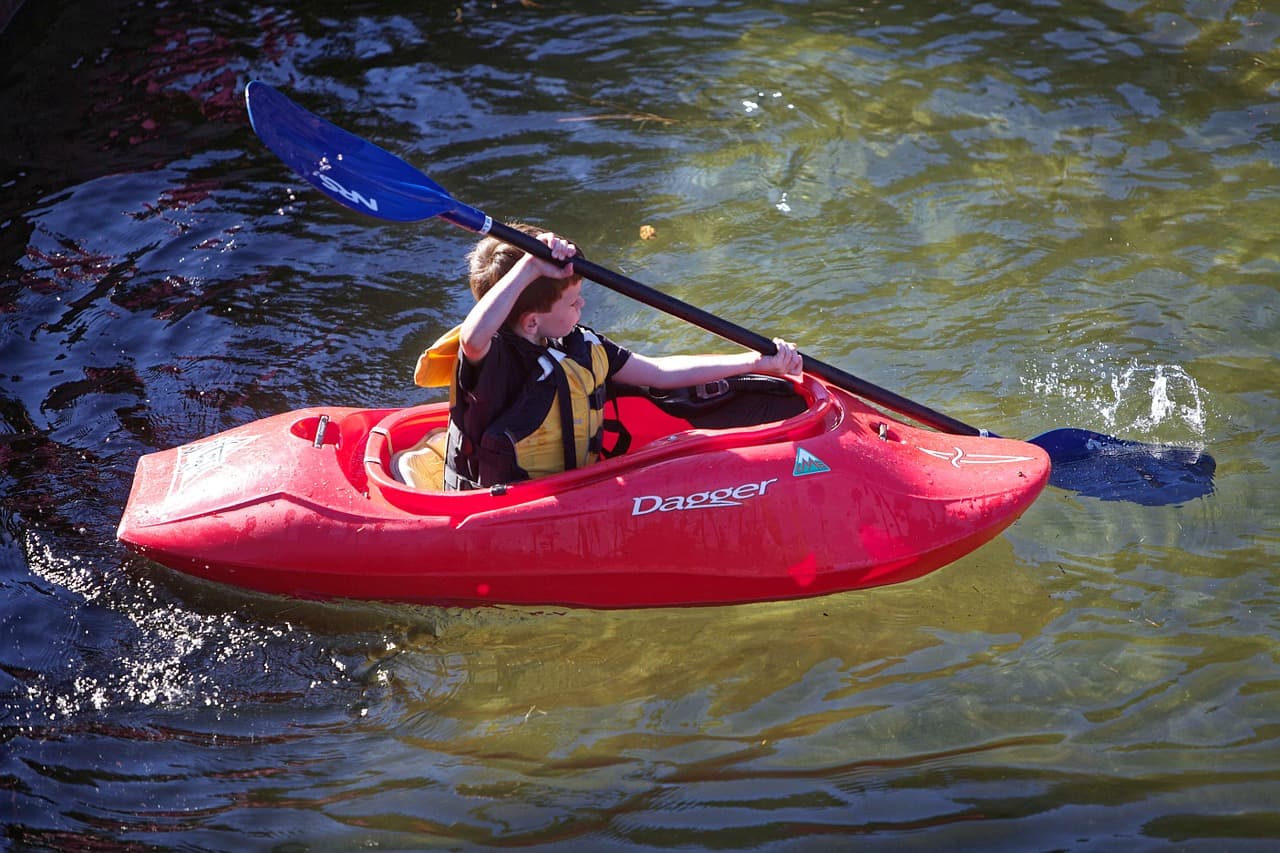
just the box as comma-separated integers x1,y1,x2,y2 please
245,81,491,230
1030,428,1215,506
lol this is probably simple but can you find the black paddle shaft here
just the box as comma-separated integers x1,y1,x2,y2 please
485,221,983,437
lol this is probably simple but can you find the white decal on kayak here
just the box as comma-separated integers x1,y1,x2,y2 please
793,448,831,477
632,478,778,516
919,446,1036,468
315,172,379,212
169,434,259,496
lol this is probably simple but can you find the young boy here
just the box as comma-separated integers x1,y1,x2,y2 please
421,225,803,491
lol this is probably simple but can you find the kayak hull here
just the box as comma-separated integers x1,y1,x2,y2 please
117,376,1050,608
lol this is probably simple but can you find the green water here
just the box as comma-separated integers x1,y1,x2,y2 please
2,0,1277,848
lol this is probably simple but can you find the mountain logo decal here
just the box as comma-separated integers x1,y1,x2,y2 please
793,447,831,477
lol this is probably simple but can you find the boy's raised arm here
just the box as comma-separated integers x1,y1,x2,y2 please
458,233,576,363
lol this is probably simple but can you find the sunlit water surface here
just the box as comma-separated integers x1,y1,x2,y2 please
2,0,1277,848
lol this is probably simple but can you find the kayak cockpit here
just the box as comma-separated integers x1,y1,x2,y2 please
356,374,830,511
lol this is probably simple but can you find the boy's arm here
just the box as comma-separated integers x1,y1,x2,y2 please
613,339,802,389
458,234,576,363
458,255,540,363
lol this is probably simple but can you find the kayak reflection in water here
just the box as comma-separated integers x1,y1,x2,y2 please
414,224,803,491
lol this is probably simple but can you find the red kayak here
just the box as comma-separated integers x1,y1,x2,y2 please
117,374,1050,608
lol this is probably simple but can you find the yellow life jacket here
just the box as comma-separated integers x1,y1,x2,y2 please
416,325,617,490
515,340,612,478
414,325,462,398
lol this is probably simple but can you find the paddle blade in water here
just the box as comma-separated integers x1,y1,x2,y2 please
245,81,488,228
1030,428,1215,506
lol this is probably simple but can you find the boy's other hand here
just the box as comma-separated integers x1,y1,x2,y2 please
758,338,803,378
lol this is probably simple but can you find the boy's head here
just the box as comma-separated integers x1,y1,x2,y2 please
467,223,580,330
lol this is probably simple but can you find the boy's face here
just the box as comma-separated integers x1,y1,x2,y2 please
534,280,584,340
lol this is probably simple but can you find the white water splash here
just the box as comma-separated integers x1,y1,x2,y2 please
14,532,326,724
1025,355,1208,441
1103,362,1206,434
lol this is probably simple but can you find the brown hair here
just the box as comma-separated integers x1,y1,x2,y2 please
467,223,578,329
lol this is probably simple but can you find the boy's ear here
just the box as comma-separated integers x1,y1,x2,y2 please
518,311,539,337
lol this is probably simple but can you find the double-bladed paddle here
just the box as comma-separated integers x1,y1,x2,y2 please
244,81,1214,506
